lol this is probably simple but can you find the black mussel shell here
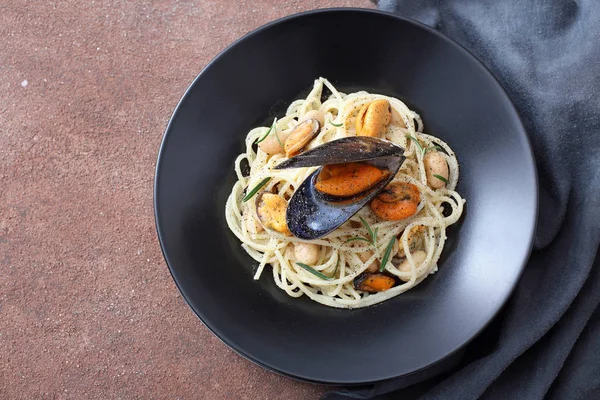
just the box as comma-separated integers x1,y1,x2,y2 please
275,137,405,240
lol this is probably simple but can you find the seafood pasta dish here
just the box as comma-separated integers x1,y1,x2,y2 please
225,78,465,308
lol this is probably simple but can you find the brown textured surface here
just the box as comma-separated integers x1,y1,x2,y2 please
0,1,375,399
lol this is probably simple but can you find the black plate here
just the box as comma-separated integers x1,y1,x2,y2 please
154,9,537,385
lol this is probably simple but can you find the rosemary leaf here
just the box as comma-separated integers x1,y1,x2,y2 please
424,144,444,154
405,134,425,154
242,177,271,202
296,262,331,280
274,125,283,147
379,237,396,272
331,259,339,278
359,217,375,244
343,237,373,245
255,118,277,144
433,174,449,184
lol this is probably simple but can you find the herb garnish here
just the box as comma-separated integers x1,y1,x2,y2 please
331,259,339,278
343,237,373,245
296,262,332,280
344,217,378,248
406,135,444,155
329,119,343,127
424,144,444,154
274,125,283,147
255,118,277,144
242,177,271,202
405,134,424,153
433,174,449,184
379,237,396,272
344,219,398,272
360,217,377,245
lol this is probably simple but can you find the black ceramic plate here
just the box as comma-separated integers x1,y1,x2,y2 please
154,9,537,385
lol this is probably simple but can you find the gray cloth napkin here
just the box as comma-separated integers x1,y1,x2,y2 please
325,0,600,398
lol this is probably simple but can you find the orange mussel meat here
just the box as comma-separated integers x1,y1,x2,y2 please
315,163,389,198
354,273,396,293
370,181,420,220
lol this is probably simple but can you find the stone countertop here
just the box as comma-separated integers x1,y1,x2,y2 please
0,1,374,399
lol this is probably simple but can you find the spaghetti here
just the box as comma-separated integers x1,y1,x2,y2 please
225,78,465,308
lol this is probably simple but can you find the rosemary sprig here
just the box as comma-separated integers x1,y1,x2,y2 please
343,237,373,245
344,217,378,248
296,262,332,280
379,237,396,272
274,123,283,147
405,134,424,154
242,177,270,202
255,118,277,144
433,174,449,184
424,144,444,154
331,259,339,278
407,135,446,156
359,217,377,245
329,119,343,127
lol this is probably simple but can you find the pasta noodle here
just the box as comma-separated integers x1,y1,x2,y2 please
225,78,465,308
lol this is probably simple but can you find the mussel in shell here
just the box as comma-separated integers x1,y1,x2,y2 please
275,136,405,240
